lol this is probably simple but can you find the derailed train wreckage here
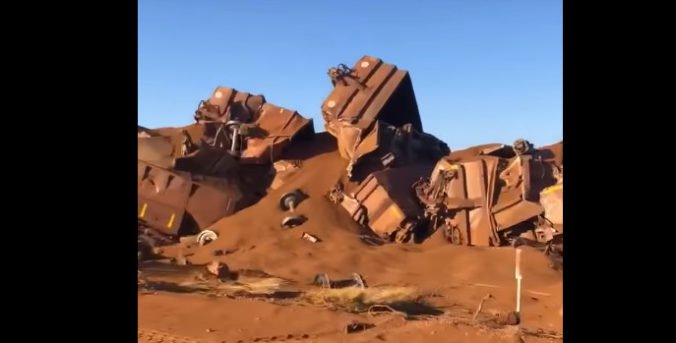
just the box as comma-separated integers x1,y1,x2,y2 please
138,55,563,268
137,90,314,260
413,141,563,249
320,57,563,258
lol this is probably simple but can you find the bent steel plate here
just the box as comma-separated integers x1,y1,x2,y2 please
195,86,266,123
321,56,423,132
342,165,433,237
239,103,314,164
138,136,175,169
539,182,563,227
138,160,249,236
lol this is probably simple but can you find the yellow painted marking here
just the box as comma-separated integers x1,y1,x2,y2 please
167,213,176,228
388,204,404,219
371,204,403,235
541,184,563,194
139,203,148,218
440,164,460,171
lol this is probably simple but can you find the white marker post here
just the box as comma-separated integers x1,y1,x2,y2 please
515,248,523,321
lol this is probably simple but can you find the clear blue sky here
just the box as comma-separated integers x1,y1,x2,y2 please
139,0,561,149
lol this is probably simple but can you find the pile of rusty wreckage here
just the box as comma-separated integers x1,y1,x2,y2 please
138,55,563,267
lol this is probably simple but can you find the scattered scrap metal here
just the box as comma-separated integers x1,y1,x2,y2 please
138,55,563,268
345,321,375,334
300,232,320,243
312,273,367,289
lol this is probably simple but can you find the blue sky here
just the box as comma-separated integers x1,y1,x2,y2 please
139,0,561,149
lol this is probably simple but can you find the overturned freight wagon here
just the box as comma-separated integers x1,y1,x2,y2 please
194,86,266,124
329,165,434,243
137,160,260,259
414,140,562,248
321,56,448,179
321,56,423,131
193,86,315,165
137,85,317,262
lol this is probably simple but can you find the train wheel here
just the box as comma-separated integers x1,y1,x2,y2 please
443,224,466,245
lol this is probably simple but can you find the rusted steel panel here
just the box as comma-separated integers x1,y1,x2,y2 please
491,154,558,235
459,158,494,246
137,160,248,236
536,141,563,167
326,119,448,180
323,59,382,123
194,86,266,123
147,123,208,143
137,124,239,176
321,56,423,132
326,120,379,163
445,143,516,162
415,147,562,247
138,161,191,235
184,175,245,230
239,103,315,164
539,182,563,228
173,144,240,176
369,166,432,218
340,165,433,240
138,123,209,161
138,136,175,169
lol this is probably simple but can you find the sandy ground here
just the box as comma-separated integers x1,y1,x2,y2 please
138,133,563,343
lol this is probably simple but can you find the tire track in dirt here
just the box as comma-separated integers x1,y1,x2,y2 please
138,329,206,343
139,328,314,343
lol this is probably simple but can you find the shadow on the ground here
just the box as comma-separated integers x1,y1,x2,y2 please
389,301,445,316
139,280,203,293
